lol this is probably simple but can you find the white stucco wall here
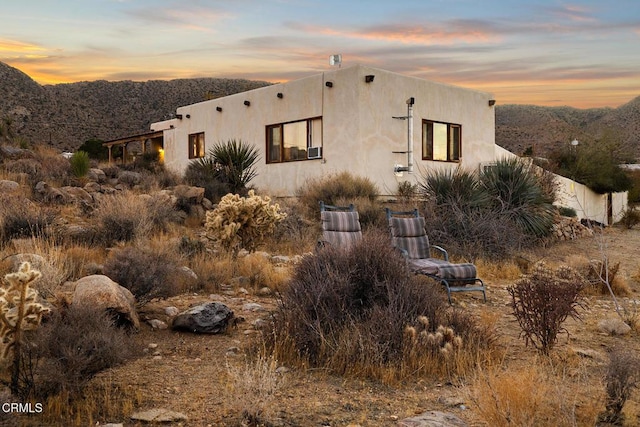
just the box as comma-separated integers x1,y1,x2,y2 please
152,64,496,196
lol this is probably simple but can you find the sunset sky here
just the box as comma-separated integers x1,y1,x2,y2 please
2,0,639,108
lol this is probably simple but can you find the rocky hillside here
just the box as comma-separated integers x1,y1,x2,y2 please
0,61,271,151
1,61,638,157
495,97,640,159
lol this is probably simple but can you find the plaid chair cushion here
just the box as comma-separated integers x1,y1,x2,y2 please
389,217,430,259
390,217,426,238
321,211,362,232
321,211,362,248
408,258,477,280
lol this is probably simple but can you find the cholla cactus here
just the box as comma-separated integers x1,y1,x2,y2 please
0,262,50,395
404,319,463,359
205,190,286,255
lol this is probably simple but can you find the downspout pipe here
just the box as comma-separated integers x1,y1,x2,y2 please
393,97,415,173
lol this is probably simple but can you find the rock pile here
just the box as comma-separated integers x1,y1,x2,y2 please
551,217,594,240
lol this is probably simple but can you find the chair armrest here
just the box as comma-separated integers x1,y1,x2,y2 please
430,245,449,261
393,246,409,258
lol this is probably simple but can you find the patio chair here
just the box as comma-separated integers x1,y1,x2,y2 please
385,208,486,304
318,201,362,249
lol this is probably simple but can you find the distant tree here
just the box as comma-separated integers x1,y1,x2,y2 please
548,131,632,194
78,138,109,160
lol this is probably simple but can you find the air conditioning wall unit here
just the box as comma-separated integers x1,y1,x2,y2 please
308,146,322,159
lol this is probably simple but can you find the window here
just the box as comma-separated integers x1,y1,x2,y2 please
267,117,322,163
188,132,205,159
422,120,461,162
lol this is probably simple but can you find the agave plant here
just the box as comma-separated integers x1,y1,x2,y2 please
480,157,556,237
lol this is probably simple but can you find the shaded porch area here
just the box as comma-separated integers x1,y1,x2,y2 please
103,130,164,164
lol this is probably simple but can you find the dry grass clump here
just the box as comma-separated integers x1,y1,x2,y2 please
296,171,379,219
267,198,317,255
267,231,495,382
8,236,77,298
474,258,523,281
0,194,56,245
600,344,640,424
103,244,185,306
224,353,288,425
92,192,153,245
470,360,601,426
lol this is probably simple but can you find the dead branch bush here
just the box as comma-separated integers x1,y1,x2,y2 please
508,262,587,355
599,344,640,425
93,192,153,245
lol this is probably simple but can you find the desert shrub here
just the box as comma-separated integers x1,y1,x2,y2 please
77,138,109,160
417,159,556,259
23,304,137,399
205,190,286,255
269,232,492,380
548,136,632,194
0,195,55,244
508,262,586,354
480,158,556,237
619,206,640,229
69,151,90,178
268,200,316,254
599,344,640,425
93,192,153,245
296,172,379,218
103,245,182,305
396,180,419,203
558,206,577,217
184,156,232,202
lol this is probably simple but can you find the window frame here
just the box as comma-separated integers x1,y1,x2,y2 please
421,119,462,162
188,132,205,159
266,117,322,164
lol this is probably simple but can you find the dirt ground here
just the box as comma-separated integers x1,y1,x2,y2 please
14,226,640,426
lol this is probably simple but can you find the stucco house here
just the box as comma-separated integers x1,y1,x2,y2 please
149,64,497,197
106,64,626,225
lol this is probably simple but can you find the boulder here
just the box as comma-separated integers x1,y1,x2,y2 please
130,408,187,423
172,185,204,205
83,181,102,193
34,181,67,203
0,180,19,192
118,171,142,186
172,301,234,334
72,275,140,330
87,168,107,183
61,186,94,204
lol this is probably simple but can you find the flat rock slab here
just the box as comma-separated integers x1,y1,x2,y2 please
171,301,234,334
398,411,467,427
130,408,188,423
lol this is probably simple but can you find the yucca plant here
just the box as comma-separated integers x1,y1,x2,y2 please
418,167,490,212
209,139,259,194
480,158,556,237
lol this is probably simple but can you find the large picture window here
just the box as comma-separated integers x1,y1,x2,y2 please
266,117,322,163
422,120,461,162
188,132,205,159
